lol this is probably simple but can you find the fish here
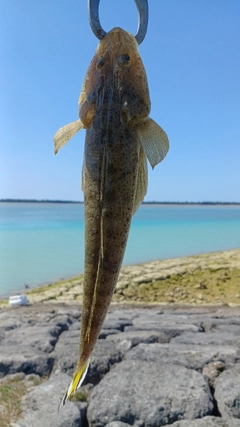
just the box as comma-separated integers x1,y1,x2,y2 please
53,27,169,407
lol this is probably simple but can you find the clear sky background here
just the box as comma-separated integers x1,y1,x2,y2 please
1,0,239,202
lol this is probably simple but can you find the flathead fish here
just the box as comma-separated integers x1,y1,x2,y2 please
53,27,169,407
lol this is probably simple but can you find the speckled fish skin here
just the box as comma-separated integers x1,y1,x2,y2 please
78,28,150,368
54,27,169,406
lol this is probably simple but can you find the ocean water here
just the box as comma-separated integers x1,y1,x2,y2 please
0,202,240,297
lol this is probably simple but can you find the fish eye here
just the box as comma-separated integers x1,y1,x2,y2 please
119,54,130,65
96,57,105,69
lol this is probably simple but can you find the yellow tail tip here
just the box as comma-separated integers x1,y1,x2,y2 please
58,359,90,410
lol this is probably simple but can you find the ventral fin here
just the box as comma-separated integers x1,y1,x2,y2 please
53,119,83,154
139,118,169,169
133,146,148,214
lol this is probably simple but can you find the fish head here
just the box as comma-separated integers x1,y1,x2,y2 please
79,27,150,127
94,27,140,72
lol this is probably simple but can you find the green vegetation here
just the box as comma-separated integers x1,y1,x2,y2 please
113,267,240,305
26,275,83,295
27,375,42,386
0,376,27,427
70,391,88,402
0,375,45,426
1,250,239,307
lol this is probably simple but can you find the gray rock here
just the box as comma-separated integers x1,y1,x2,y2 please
209,306,240,319
171,416,240,426
125,317,201,338
106,330,169,354
87,360,214,427
202,361,225,386
3,304,240,426
48,313,73,332
0,327,5,342
125,343,240,371
52,329,79,375
12,372,86,427
102,318,132,331
0,317,23,330
106,310,139,322
215,366,240,420
3,325,62,353
0,346,54,377
204,323,240,334
105,423,132,427
99,329,120,339
53,332,122,385
133,311,204,326
68,316,131,337
162,307,217,316
171,331,240,347
84,339,122,385
69,321,81,331
55,308,81,320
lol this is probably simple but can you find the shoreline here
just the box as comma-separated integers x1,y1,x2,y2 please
1,248,240,307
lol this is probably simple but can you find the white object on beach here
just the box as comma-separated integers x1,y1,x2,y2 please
9,294,29,307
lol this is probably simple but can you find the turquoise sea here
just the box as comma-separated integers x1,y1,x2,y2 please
0,202,240,297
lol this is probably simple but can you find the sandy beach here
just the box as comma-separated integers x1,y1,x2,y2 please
2,248,239,307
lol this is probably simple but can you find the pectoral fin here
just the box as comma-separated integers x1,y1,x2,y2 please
133,146,148,214
139,118,169,169
53,119,83,154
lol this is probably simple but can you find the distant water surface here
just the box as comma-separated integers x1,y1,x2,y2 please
0,202,240,296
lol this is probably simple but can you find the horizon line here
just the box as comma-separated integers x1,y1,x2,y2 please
0,199,240,205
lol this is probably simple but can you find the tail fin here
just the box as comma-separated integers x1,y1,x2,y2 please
59,359,90,410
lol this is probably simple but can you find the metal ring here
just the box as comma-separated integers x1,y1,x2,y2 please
88,0,148,44
134,0,148,44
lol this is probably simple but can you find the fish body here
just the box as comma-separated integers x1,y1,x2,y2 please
53,27,169,407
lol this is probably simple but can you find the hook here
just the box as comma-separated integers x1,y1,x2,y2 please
88,0,148,45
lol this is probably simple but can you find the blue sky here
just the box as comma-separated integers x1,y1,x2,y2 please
1,0,240,202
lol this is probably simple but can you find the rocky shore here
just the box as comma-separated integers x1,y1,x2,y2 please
1,249,240,426
1,248,239,307
1,302,240,426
